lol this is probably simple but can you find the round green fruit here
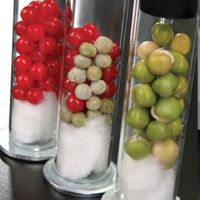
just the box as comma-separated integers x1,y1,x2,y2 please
132,84,157,107
170,33,191,55
125,135,151,160
146,121,171,142
173,76,188,98
153,139,179,168
151,22,174,47
153,97,182,122
147,50,173,75
168,118,183,137
125,106,150,129
170,51,189,74
152,72,178,97
137,41,159,59
71,112,86,127
131,59,155,83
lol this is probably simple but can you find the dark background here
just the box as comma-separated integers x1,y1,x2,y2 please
0,73,198,200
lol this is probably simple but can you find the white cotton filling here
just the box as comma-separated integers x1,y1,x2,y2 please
119,152,175,200
11,92,58,144
56,115,112,180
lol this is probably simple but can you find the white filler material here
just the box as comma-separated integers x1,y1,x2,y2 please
119,153,175,200
56,115,112,180
11,92,58,144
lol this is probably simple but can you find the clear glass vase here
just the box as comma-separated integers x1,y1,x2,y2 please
102,0,197,199
0,0,65,161
43,0,133,196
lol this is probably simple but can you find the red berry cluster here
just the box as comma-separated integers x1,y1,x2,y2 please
64,23,121,113
12,0,63,104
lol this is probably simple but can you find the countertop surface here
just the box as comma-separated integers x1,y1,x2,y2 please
0,74,198,200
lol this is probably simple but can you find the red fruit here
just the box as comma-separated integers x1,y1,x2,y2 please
65,65,74,73
15,70,21,78
39,77,57,91
54,28,64,40
20,6,40,24
29,1,42,9
16,36,35,54
29,49,46,62
63,77,76,93
109,42,121,61
26,23,45,41
65,49,78,67
15,21,26,36
39,36,56,54
66,27,86,49
26,87,43,104
51,41,62,58
16,72,34,90
102,64,119,82
44,16,62,36
41,0,61,19
29,63,48,81
66,94,86,112
12,86,25,100
100,81,117,98
83,24,100,42
14,55,32,72
46,60,61,77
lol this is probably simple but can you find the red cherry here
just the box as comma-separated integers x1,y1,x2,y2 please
99,81,117,98
83,24,100,42
109,43,121,61
41,0,61,19
65,65,74,73
15,21,26,36
39,36,56,54
66,94,85,112
102,64,119,83
15,70,21,78
63,77,76,93
16,72,34,90
26,87,43,104
54,28,64,40
66,27,86,49
51,42,63,58
44,16,62,36
26,23,45,41
20,6,40,24
29,49,46,62
12,86,25,100
46,60,61,78
29,63,48,81
28,1,42,9
39,77,57,91
16,36,35,54
14,55,32,72
65,49,78,67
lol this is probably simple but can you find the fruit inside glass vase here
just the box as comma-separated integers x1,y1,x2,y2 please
122,20,191,200
11,0,63,146
56,23,121,180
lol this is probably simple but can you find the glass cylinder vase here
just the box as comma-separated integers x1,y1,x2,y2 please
102,0,197,199
0,0,65,161
43,0,133,196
